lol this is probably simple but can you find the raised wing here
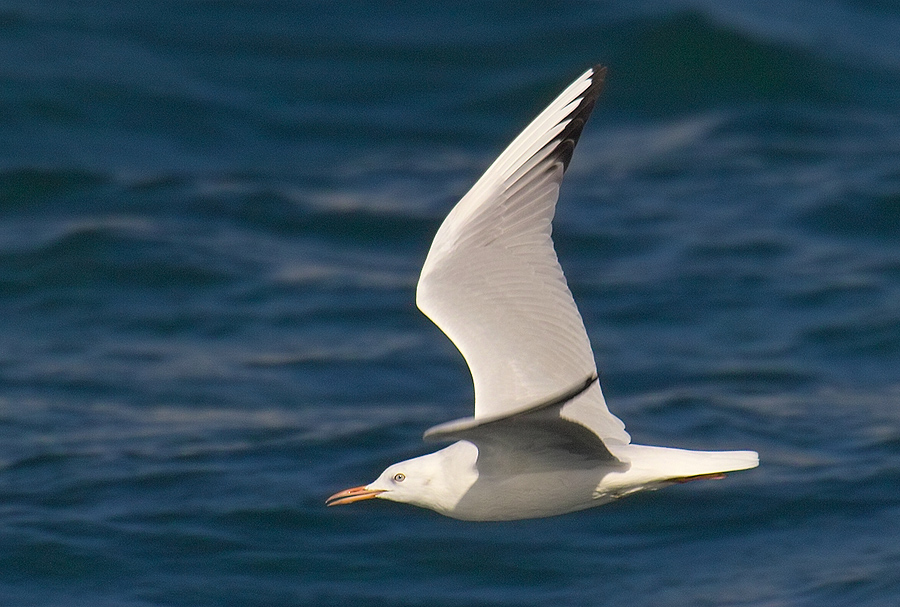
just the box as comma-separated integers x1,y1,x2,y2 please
416,66,630,445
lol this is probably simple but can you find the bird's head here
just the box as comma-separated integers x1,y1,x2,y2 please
326,441,478,514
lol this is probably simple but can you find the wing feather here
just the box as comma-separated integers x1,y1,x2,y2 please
416,66,630,445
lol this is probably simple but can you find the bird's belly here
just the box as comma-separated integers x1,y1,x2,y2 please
449,466,616,521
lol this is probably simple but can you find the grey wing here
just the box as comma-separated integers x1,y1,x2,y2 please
416,66,630,445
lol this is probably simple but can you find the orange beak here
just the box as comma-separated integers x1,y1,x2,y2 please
326,485,386,507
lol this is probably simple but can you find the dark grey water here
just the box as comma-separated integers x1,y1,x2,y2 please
1,1,899,605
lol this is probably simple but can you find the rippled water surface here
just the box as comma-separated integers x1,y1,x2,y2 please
1,1,899,606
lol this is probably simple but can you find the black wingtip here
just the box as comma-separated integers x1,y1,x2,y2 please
556,65,607,171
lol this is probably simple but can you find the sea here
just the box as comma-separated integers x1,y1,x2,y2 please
1,1,899,605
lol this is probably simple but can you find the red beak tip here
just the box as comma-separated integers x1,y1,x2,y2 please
326,485,384,507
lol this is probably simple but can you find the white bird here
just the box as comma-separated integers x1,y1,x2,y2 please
326,66,758,521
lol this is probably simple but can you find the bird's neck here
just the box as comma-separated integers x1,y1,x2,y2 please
417,441,480,514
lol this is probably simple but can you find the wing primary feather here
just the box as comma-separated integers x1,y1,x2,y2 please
553,65,605,171
416,65,632,446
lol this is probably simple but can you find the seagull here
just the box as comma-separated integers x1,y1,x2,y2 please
326,66,758,521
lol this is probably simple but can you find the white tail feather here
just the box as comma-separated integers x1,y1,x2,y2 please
602,444,758,494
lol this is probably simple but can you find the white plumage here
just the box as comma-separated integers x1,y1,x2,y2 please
327,66,758,521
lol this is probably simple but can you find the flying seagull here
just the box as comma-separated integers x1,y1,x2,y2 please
327,66,758,521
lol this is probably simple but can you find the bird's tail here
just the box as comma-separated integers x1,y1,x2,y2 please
608,444,759,486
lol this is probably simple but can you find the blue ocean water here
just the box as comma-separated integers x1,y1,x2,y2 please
1,0,899,605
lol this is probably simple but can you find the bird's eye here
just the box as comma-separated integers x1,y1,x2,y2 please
393,473,406,482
